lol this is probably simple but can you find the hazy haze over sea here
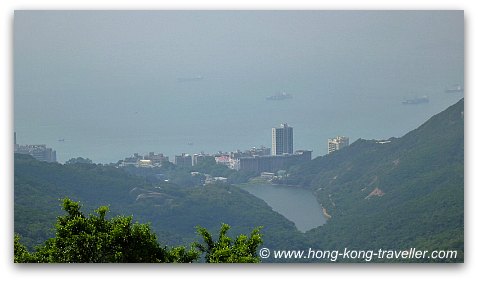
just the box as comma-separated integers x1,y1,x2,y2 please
14,11,464,163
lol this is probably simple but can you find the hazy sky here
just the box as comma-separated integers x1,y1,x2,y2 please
14,11,464,163
15,11,463,88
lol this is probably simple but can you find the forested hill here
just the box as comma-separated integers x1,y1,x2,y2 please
291,98,464,261
14,155,303,253
14,98,464,262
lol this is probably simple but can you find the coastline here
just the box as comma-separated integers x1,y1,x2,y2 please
322,206,332,219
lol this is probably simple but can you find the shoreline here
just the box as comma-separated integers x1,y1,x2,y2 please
322,207,332,219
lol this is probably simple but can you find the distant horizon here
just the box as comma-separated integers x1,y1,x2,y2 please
14,97,463,164
14,10,464,163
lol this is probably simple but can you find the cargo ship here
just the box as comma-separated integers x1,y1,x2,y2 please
445,84,464,93
402,96,429,105
266,91,293,101
177,75,203,82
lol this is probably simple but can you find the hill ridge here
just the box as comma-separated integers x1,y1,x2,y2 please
289,99,464,261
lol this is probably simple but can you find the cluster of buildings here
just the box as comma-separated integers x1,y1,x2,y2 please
120,152,170,167
117,124,315,174
118,124,351,175
327,136,350,154
239,150,312,173
15,127,351,171
14,133,57,163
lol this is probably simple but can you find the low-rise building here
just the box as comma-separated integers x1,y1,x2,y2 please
120,152,170,167
260,172,275,180
193,153,215,166
138,159,153,168
15,144,57,163
231,146,271,158
328,136,349,154
175,153,192,168
238,150,311,173
204,174,228,185
215,155,231,166
144,152,169,165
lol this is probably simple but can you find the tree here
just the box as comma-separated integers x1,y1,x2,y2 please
14,198,264,263
195,223,263,263
65,157,93,165
14,198,199,263
14,234,33,263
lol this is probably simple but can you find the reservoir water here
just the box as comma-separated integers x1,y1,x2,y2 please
241,183,327,232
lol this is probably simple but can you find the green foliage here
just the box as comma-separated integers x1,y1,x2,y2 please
15,99,464,263
14,154,150,250
295,99,464,262
15,153,301,258
195,223,263,263
14,234,34,263
192,159,258,183
193,157,228,176
123,156,257,187
15,198,199,263
127,183,301,252
65,157,93,165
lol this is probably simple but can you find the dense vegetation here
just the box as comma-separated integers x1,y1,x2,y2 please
14,198,262,263
195,223,262,263
14,99,464,262
14,154,302,259
290,99,464,262
122,157,258,187
14,155,145,248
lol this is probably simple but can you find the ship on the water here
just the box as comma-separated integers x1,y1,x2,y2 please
266,91,293,101
401,96,429,105
445,84,464,93
177,75,203,82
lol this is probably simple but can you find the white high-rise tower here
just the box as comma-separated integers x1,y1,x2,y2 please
272,123,293,155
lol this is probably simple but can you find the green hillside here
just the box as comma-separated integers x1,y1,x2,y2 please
14,154,302,253
14,98,464,262
14,156,145,247
289,99,464,262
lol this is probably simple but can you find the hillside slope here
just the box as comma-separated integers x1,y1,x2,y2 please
14,154,303,253
14,99,464,262
289,99,464,261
